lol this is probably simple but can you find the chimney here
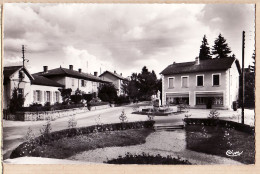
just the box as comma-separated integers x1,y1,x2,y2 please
195,57,200,65
43,66,48,73
120,73,122,76
114,70,116,74
94,72,98,76
69,65,73,70
78,68,82,73
173,62,176,64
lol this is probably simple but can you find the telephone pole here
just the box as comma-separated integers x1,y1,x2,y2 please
22,45,25,68
241,31,245,124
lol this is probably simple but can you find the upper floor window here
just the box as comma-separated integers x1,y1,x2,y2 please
181,76,189,88
81,80,86,87
212,73,220,86
168,77,175,88
196,75,204,86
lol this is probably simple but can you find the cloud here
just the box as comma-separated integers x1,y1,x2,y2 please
3,3,255,77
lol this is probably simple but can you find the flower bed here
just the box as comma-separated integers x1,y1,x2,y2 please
10,121,155,159
183,118,254,134
105,152,192,165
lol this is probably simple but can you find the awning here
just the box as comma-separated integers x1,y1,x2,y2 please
166,93,189,98
196,92,223,97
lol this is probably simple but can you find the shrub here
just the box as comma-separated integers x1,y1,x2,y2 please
119,110,128,123
70,94,83,104
9,88,25,113
106,152,192,165
58,88,72,104
44,102,51,107
82,93,94,102
208,109,220,119
68,116,77,129
39,120,52,143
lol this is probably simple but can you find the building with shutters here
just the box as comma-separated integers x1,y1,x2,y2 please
3,66,64,109
160,57,241,110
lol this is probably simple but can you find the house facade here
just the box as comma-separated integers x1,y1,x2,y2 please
99,70,128,96
160,57,241,109
34,65,110,95
3,66,63,109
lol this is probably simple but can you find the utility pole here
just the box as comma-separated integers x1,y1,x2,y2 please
22,45,25,68
241,31,245,124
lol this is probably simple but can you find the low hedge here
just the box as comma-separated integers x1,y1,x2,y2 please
21,103,85,112
106,152,192,165
183,118,254,134
10,120,155,159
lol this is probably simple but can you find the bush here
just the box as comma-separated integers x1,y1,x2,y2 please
9,88,25,114
115,95,130,105
44,102,51,107
106,152,192,165
98,83,117,103
82,93,94,102
208,109,220,119
70,94,83,104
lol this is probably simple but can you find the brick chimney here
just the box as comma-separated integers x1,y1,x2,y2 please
69,65,73,70
94,72,98,76
195,57,200,65
78,68,82,73
43,66,48,73
114,70,116,74
120,73,122,76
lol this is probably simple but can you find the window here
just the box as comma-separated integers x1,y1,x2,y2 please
35,90,41,102
196,97,207,105
196,75,204,86
46,91,51,102
55,92,59,102
18,88,24,97
168,77,175,88
181,76,189,88
213,74,220,86
213,97,223,105
81,80,85,87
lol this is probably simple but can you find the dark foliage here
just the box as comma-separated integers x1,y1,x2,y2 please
9,88,25,114
106,152,192,165
98,83,118,102
82,93,94,102
212,33,232,58
58,88,72,104
115,95,130,105
70,94,83,104
199,35,212,60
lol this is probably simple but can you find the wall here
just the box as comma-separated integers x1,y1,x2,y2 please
227,62,240,108
28,85,62,106
64,77,99,94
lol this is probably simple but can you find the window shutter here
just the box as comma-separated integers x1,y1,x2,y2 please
39,91,42,102
44,91,46,102
53,91,56,103
50,91,52,103
33,90,36,102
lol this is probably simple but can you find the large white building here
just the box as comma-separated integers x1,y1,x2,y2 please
160,57,241,110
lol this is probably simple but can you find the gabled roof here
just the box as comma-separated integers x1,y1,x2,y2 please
3,66,34,84
99,71,127,81
31,75,64,87
34,67,110,83
160,57,241,75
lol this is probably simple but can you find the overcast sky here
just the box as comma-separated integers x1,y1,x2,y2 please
4,3,255,77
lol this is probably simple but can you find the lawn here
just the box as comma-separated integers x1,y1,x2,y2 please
11,129,154,159
185,125,255,164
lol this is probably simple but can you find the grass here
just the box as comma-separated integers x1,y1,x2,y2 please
12,129,153,159
185,125,255,164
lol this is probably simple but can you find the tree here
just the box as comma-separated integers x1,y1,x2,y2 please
250,51,255,73
58,88,72,104
212,34,232,58
137,66,157,100
98,83,118,103
9,88,25,113
199,35,212,60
